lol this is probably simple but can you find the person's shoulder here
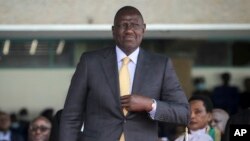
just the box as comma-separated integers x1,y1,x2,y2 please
199,133,213,141
213,86,223,91
11,131,24,141
230,85,239,91
174,134,185,141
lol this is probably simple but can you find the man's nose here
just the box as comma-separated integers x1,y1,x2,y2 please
127,24,134,30
35,129,42,134
124,26,134,33
191,112,195,118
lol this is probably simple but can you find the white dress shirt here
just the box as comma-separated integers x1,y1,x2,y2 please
116,46,157,119
0,131,11,141
175,128,213,141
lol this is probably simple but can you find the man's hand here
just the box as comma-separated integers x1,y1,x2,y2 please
120,94,153,112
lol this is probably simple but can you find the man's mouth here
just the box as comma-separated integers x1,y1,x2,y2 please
124,36,135,40
190,121,197,125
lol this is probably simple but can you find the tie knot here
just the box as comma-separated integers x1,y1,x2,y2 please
122,57,130,65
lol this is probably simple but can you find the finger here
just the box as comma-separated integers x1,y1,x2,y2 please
120,94,130,99
121,103,130,107
121,99,130,104
125,107,131,111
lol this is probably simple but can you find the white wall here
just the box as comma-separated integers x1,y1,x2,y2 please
0,68,74,118
0,67,249,118
1,0,249,24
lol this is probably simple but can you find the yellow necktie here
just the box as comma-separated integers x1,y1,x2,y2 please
119,57,130,141
119,57,130,115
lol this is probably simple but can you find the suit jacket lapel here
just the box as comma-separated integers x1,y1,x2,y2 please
100,47,120,103
101,47,150,97
131,49,150,95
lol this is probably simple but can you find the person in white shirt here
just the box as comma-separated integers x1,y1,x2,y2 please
175,95,221,141
175,128,213,141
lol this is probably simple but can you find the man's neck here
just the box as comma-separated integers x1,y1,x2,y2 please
117,46,139,56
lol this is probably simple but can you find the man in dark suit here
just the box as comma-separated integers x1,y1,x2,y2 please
0,111,24,141
59,6,190,141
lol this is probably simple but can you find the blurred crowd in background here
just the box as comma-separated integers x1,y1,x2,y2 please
1,72,250,141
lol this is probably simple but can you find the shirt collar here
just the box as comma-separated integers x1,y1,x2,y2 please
116,46,139,64
190,127,207,135
0,131,11,141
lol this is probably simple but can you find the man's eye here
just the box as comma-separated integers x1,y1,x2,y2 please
115,23,142,30
121,24,127,28
131,24,139,27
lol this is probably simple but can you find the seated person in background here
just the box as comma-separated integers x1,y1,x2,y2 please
211,72,239,115
175,95,221,141
40,108,54,123
28,116,51,141
18,108,30,141
192,77,211,97
239,78,250,110
211,108,229,135
0,111,24,141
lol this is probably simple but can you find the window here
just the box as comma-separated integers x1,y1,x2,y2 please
1,39,249,68
0,40,74,68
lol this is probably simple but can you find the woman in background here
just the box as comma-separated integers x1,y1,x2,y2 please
175,95,221,141
28,116,51,141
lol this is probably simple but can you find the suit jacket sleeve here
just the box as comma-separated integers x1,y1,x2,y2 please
59,54,88,141
154,58,190,125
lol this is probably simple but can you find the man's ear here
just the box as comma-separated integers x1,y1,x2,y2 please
207,112,213,122
112,26,115,37
142,24,146,33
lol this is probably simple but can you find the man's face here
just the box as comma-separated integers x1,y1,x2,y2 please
112,10,145,55
188,100,211,131
29,118,51,141
211,111,227,133
0,114,11,131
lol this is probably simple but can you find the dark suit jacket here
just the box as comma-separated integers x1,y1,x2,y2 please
60,47,190,141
